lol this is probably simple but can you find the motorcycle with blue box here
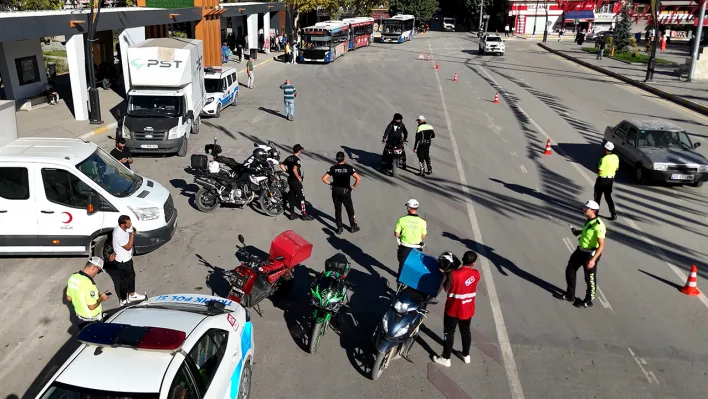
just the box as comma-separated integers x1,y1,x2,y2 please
370,249,442,380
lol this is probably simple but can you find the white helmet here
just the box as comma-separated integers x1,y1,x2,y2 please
208,160,221,174
604,141,615,151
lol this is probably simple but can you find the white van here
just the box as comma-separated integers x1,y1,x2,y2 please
0,129,177,258
202,66,239,118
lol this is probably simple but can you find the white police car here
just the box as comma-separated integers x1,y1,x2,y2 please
202,67,239,118
35,294,254,399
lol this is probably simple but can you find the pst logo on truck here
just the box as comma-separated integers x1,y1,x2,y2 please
131,59,183,70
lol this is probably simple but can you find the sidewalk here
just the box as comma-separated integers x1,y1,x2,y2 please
15,55,276,141
539,41,708,115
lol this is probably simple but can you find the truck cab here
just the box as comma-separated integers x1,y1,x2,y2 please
442,17,456,32
122,38,205,158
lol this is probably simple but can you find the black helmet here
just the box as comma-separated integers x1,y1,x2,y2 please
438,251,461,273
393,113,403,121
252,148,267,161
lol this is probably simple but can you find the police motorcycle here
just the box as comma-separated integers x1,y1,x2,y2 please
243,142,289,195
381,140,407,178
370,251,458,381
190,139,284,216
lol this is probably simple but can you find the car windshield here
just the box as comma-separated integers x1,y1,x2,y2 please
204,78,222,93
40,382,157,399
487,36,502,42
128,95,182,117
76,148,142,198
302,34,332,50
638,130,694,149
443,18,455,24
383,21,402,34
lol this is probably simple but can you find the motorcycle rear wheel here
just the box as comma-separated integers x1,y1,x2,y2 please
259,190,285,217
195,187,220,213
391,159,397,177
370,348,391,380
308,318,328,354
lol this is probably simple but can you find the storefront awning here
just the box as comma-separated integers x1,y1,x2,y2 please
694,18,708,27
565,11,594,21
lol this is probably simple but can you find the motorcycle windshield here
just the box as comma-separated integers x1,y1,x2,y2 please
312,273,346,308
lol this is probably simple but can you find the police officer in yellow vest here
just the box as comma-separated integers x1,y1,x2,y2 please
594,141,620,220
394,199,427,276
66,256,110,329
560,200,606,309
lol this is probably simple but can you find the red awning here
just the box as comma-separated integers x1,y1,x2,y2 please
694,18,708,27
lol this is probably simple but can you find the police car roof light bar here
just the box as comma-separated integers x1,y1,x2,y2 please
78,323,186,351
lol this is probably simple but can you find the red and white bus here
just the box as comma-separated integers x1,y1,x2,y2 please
342,17,375,50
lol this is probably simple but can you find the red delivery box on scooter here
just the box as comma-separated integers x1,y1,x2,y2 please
397,249,442,297
269,230,313,268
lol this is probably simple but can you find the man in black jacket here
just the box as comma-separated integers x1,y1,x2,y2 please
381,113,409,170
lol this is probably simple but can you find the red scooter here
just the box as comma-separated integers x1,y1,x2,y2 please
226,230,312,315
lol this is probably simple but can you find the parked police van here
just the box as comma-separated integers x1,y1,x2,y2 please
202,67,239,118
0,116,177,258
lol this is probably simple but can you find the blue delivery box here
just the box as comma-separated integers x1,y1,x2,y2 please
397,249,442,297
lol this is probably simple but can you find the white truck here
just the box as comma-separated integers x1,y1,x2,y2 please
442,17,456,32
122,38,205,157
0,100,178,258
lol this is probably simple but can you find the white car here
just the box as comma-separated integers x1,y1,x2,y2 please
202,67,239,118
479,34,505,55
35,294,255,399
442,17,456,31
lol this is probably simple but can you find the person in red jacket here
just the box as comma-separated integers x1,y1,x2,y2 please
434,251,480,367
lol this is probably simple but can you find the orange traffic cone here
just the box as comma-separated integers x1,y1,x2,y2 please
543,139,552,155
426,54,431,61
418,53,424,60
493,92,499,103
453,73,458,82
435,62,439,70
680,265,701,296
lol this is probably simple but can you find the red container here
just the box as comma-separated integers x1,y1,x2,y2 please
268,230,312,267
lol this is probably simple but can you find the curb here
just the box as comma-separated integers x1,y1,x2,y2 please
79,121,118,141
538,42,708,117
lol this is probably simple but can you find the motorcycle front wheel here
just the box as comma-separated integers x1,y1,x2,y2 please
308,317,328,354
259,189,285,217
276,171,290,194
195,187,220,213
391,159,398,177
370,348,391,380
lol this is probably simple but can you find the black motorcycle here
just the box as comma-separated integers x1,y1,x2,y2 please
370,285,431,380
190,153,284,216
382,141,406,177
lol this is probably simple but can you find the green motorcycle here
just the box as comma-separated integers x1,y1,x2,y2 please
309,253,351,354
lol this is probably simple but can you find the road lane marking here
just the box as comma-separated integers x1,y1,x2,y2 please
476,63,708,310
628,348,660,384
511,151,517,156
561,238,614,312
430,41,526,399
520,165,528,174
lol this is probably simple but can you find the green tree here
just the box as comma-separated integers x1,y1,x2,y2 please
613,3,632,52
389,0,438,22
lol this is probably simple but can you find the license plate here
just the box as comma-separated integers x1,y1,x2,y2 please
141,144,158,149
671,174,694,180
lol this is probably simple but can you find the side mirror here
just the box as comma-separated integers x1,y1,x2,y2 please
87,193,98,215
253,142,259,147
238,234,245,245
187,110,194,120
275,255,285,261
695,142,702,148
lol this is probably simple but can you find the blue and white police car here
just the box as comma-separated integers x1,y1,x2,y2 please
202,67,239,118
35,294,254,399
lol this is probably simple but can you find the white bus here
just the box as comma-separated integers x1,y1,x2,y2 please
380,14,416,43
299,21,350,63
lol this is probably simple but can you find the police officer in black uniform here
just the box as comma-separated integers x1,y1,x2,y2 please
281,144,314,221
322,151,361,234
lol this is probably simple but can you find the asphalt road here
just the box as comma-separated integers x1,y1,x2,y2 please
1,32,708,399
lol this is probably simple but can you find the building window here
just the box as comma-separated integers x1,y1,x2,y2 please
15,56,40,86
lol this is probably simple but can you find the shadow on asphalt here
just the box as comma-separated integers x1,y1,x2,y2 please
270,264,316,352
323,228,397,279
638,269,683,290
170,177,199,211
258,106,287,120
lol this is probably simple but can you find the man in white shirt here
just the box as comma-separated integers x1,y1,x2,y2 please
112,215,145,305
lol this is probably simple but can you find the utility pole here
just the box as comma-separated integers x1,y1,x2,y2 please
644,0,660,82
86,0,103,125
543,0,549,42
479,1,484,33
533,0,539,35
689,0,707,81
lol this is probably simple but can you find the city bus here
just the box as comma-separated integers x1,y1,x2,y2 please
342,17,375,50
299,21,349,63
380,14,416,43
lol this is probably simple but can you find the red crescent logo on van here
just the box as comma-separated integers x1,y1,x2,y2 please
62,212,73,224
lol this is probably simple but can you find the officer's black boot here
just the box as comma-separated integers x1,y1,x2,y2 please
419,162,425,176
426,162,432,175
